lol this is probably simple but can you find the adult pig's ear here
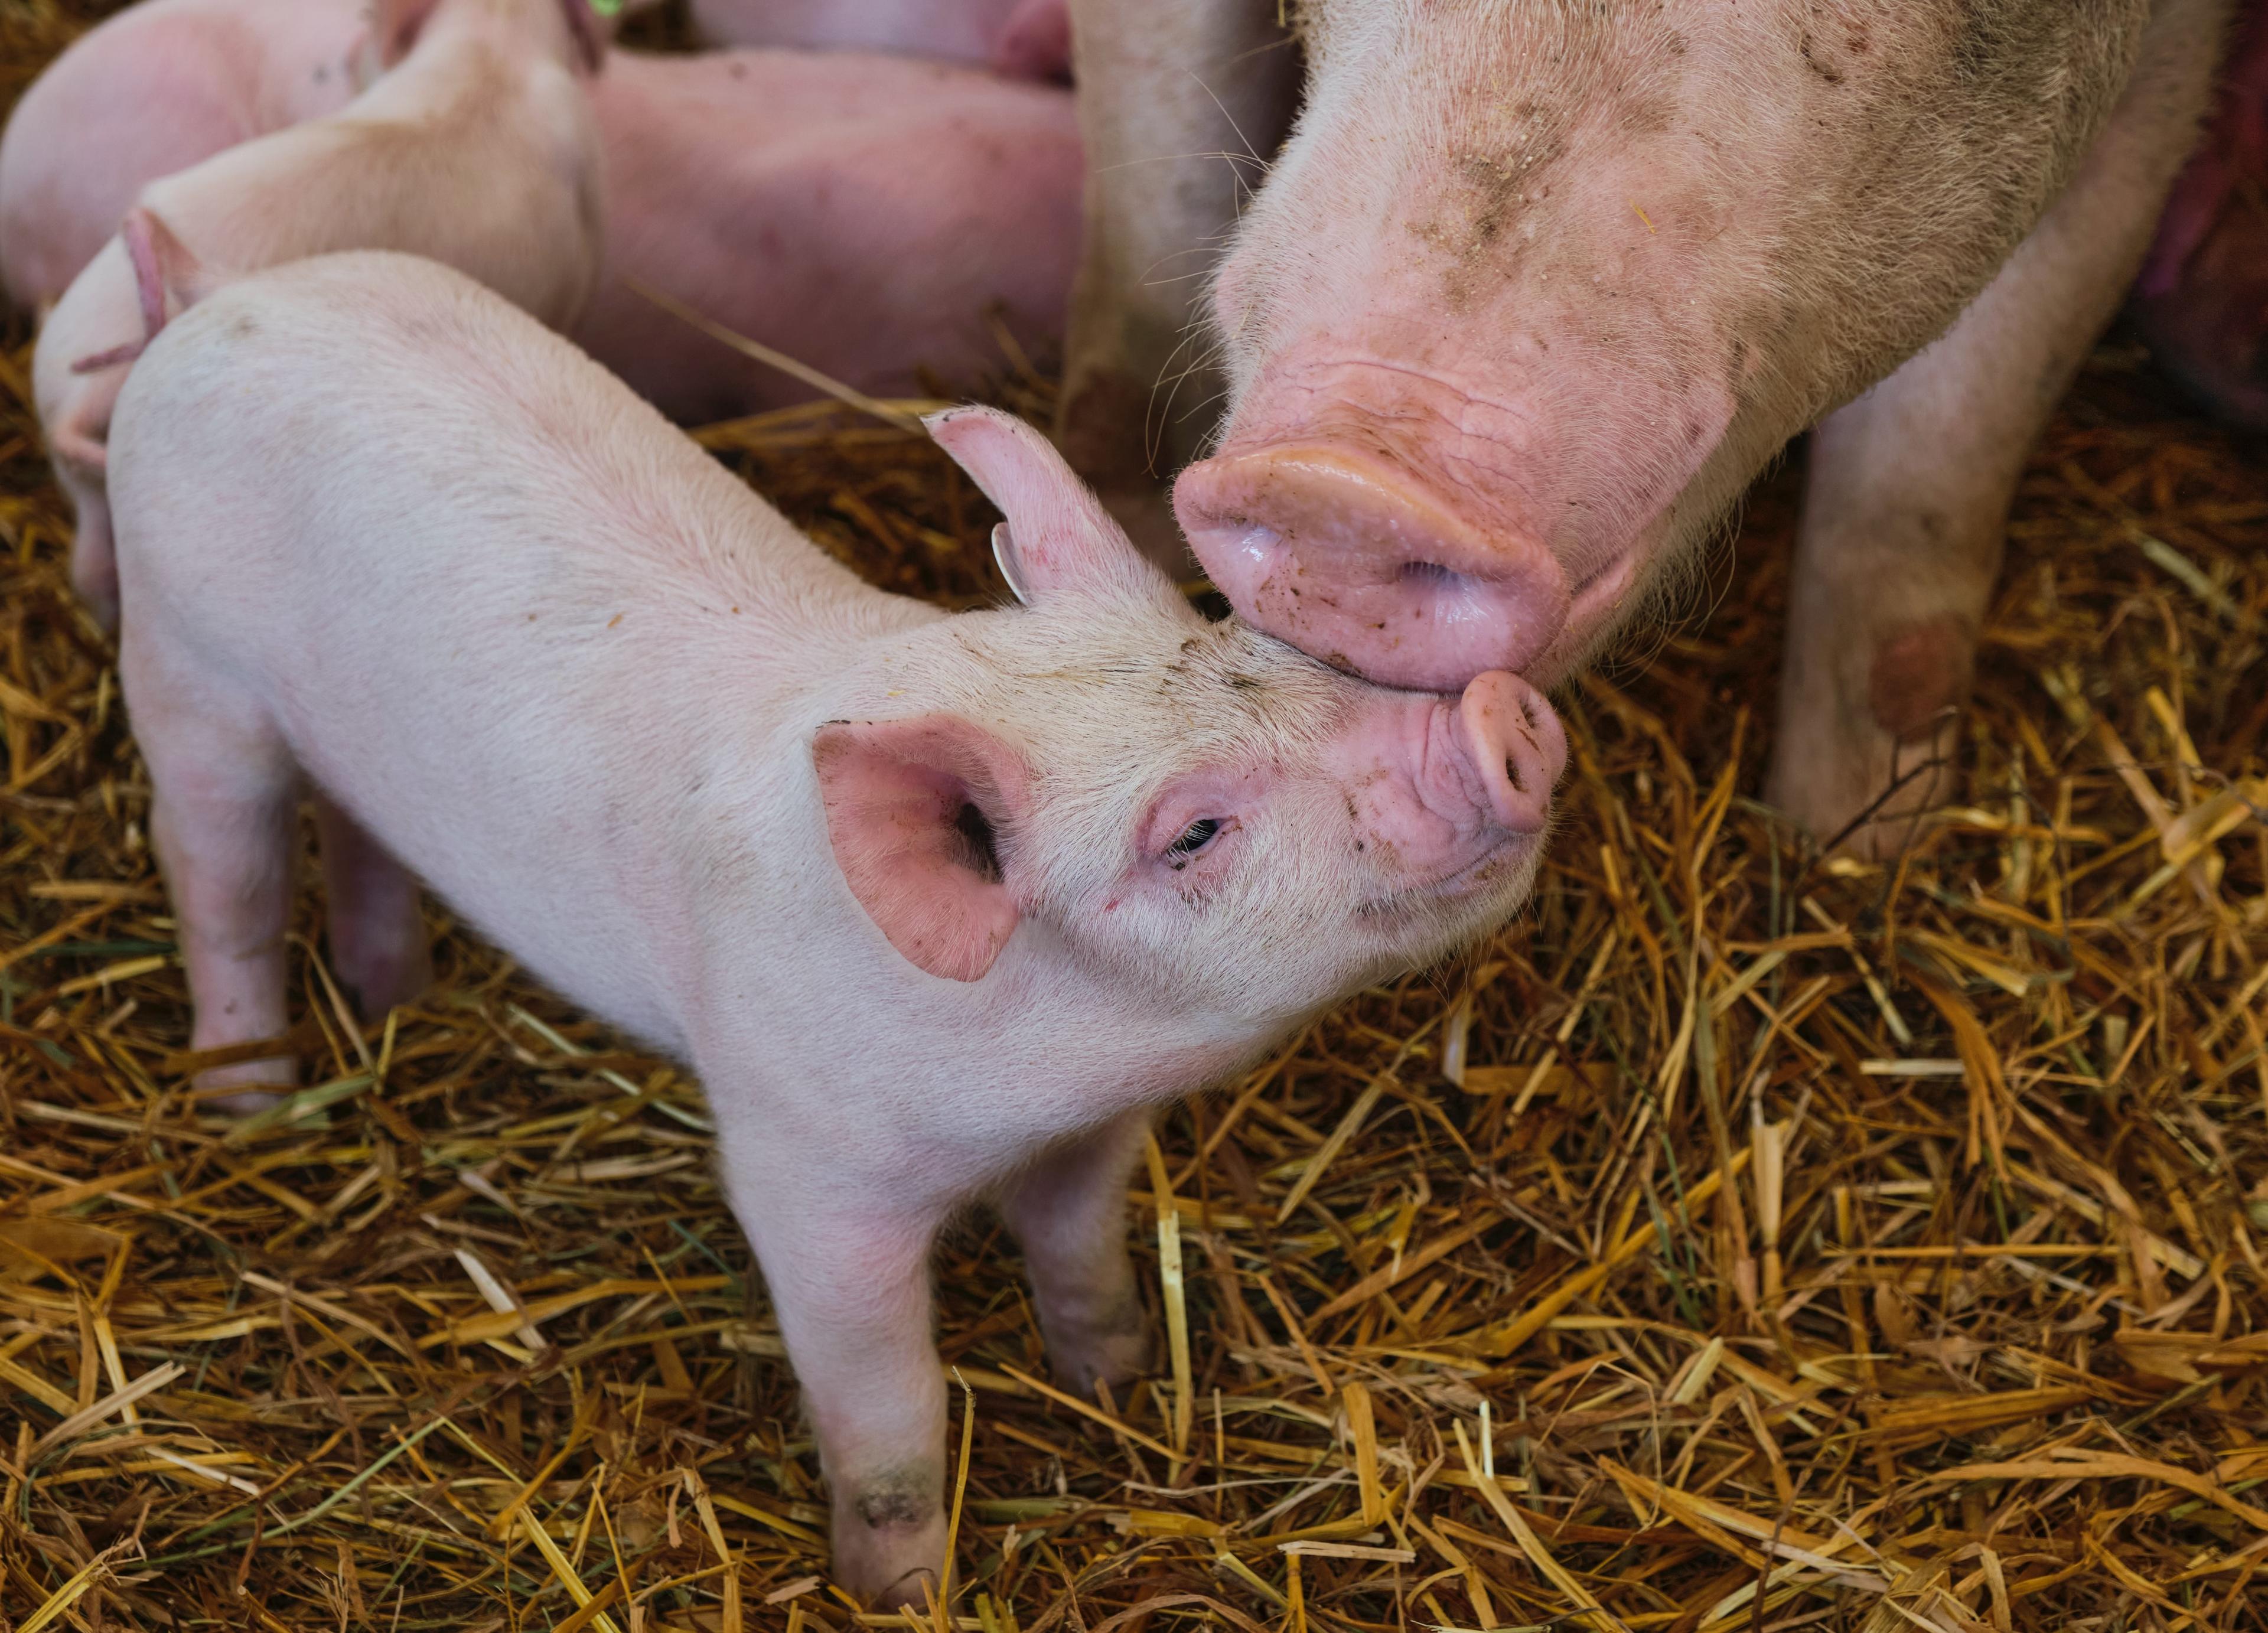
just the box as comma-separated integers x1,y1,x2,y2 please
926,406,1169,603
813,715,1031,983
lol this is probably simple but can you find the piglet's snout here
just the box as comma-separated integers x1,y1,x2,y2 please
1456,671,1566,836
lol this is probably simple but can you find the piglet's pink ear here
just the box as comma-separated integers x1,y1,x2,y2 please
74,208,205,375
125,208,205,333
370,0,447,66
813,715,1031,983
557,0,605,74
926,406,1168,603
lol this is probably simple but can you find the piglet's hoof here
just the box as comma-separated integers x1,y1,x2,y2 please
832,1486,946,1611
195,1056,295,1120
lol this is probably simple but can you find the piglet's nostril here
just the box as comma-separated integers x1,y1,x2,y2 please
1504,755,1525,794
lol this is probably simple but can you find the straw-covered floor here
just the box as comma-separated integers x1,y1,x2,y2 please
4,7,2267,1631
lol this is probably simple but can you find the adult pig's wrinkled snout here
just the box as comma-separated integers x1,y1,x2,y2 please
1175,442,1572,695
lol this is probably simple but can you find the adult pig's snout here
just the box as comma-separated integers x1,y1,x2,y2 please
1174,442,1572,693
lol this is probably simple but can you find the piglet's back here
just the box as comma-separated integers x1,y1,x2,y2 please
114,253,875,635
108,253,915,1041
137,20,602,332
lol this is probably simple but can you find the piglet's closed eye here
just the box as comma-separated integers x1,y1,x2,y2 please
812,714,1031,983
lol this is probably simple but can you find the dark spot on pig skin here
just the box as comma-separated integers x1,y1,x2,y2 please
855,1485,933,1531
1866,615,1973,743
1799,32,1844,86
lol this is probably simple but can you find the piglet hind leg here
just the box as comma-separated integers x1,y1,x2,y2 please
1768,0,2225,857
125,644,300,1109
998,1110,1155,1397
716,1150,952,1607
314,794,432,1024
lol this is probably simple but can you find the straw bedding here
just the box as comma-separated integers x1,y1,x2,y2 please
2,5,2265,1629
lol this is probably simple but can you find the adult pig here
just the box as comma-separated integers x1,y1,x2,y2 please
109,251,1564,1602
689,0,1070,80
574,49,1081,425
33,0,604,629
1065,0,2228,848
0,0,368,314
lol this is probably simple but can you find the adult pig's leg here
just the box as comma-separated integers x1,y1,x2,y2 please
1770,0,2228,855
998,1109,1153,1396
1057,0,1297,568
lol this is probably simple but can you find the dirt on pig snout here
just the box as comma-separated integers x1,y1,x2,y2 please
4,6,2268,1631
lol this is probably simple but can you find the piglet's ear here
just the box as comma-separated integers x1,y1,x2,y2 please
125,208,206,334
813,715,1031,983
926,406,1168,603
557,0,606,74
369,0,447,66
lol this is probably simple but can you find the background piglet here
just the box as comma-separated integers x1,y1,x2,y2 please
108,251,1563,1605
32,0,605,629
0,0,368,314
689,0,1070,81
575,48,1081,425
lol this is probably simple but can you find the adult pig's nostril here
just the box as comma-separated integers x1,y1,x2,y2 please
1175,444,1572,692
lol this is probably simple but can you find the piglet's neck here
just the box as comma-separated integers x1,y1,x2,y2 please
806,937,1279,1184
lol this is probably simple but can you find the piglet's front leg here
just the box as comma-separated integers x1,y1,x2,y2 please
727,1169,950,1608
999,1110,1155,1397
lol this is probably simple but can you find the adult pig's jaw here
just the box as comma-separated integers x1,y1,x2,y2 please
1175,444,1572,693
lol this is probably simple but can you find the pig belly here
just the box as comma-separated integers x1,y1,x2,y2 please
2132,0,2268,428
575,51,1081,424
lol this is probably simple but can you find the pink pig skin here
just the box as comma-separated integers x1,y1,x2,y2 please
1063,0,2231,852
109,252,1563,1606
31,0,605,632
572,48,1081,426
689,0,1070,81
0,0,369,315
